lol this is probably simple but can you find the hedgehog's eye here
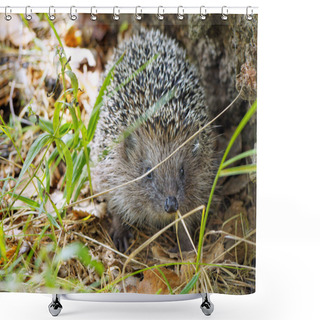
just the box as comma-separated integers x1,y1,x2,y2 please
146,167,153,179
180,167,184,178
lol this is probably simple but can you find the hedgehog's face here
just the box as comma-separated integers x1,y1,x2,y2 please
119,127,212,225
141,156,186,220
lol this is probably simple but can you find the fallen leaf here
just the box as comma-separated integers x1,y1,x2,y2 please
72,201,97,219
65,26,82,47
0,245,17,265
137,268,180,294
221,175,249,195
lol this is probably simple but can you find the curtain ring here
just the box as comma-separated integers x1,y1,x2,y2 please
4,6,12,21
177,6,184,20
200,6,207,20
135,6,142,20
221,6,228,21
157,6,164,20
70,6,77,21
113,6,120,20
90,6,97,21
49,6,56,21
246,6,253,21
25,6,32,21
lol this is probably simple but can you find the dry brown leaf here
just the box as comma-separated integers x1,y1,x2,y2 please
137,268,180,294
65,26,82,47
221,175,249,196
222,201,255,264
0,245,17,265
223,200,247,237
72,201,97,219
151,245,179,264
203,239,225,264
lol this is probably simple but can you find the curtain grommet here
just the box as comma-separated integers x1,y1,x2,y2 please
49,6,56,21
5,6,12,21
246,6,254,21
90,6,97,21
113,6,120,20
70,6,77,21
135,6,142,20
177,6,184,20
221,6,228,21
200,6,207,20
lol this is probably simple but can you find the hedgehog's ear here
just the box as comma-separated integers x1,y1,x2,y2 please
123,133,137,160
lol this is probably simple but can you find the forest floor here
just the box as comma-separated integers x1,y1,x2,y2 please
0,14,256,295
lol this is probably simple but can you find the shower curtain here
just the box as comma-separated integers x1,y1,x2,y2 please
0,9,257,296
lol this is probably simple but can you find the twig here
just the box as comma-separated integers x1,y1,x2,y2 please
177,210,197,254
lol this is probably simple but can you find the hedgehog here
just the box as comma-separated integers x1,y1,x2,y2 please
91,29,217,253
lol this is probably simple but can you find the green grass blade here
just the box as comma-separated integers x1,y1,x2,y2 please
65,70,79,100
180,273,199,294
222,149,257,169
56,139,73,203
44,13,65,51
73,170,88,202
45,212,61,229
113,87,176,146
28,115,54,134
155,267,173,295
18,133,52,181
220,164,256,177
0,224,6,261
110,53,159,98
70,149,86,197
53,102,62,137
87,52,126,142
7,192,40,209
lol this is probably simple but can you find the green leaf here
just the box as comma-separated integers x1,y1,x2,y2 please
59,122,74,136
0,224,6,261
18,133,52,181
70,149,86,197
53,102,63,136
45,160,50,203
65,70,79,99
29,115,54,134
56,139,73,203
68,104,79,147
180,273,199,294
73,170,88,202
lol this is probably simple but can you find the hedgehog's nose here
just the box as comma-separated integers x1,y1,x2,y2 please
164,196,179,213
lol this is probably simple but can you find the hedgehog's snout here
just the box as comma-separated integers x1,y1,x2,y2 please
164,196,179,214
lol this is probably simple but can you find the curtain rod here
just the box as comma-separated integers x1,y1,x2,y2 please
0,6,258,15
